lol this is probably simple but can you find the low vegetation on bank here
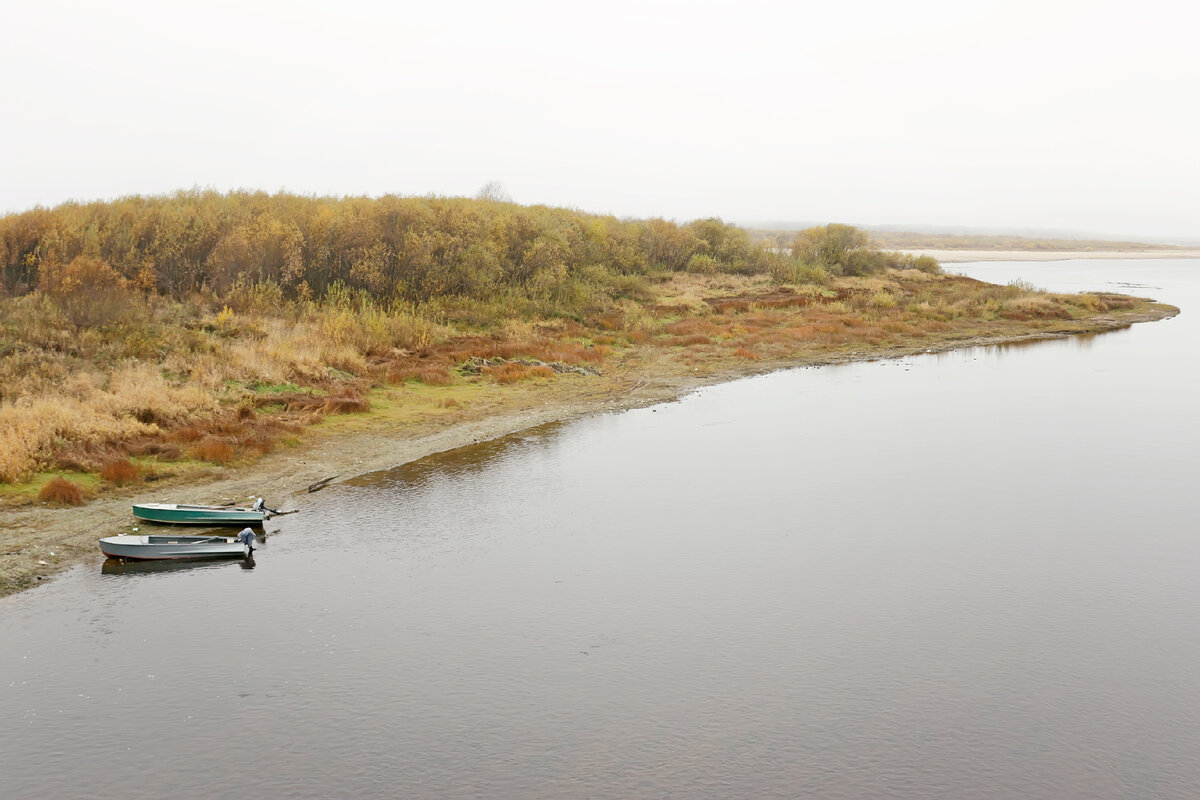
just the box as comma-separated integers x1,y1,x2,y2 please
0,191,1171,505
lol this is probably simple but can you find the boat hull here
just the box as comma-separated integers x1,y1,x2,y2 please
132,503,266,526
100,535,248,560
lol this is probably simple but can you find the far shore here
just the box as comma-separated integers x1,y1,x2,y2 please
899,248,1200,263
0,297,1178,602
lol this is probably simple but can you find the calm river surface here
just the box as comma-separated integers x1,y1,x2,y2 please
2,259,1198,799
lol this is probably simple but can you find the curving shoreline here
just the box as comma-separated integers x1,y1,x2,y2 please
0,301,1178,601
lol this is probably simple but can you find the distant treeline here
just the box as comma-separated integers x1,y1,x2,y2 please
863,231,1178,252
0,191,934,309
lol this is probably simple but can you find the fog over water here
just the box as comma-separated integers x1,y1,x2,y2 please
1,259,1198,798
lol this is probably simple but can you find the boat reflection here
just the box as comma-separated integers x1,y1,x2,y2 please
101,555,255,576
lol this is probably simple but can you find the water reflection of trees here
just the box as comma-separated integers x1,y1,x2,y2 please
343,421,568,492
929,328,1125,364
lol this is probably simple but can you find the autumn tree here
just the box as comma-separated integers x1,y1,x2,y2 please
37,255,132,326
0,190,787,307
790,224,886,276
476,180,512,203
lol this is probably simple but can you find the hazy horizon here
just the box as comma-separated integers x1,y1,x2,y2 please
3,0,1196,242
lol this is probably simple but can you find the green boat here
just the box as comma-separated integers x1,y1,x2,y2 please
131,499,271,526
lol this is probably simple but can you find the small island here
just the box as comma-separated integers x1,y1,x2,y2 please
0,191,1179,596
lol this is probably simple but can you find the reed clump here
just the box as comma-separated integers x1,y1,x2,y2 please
38,476,85,505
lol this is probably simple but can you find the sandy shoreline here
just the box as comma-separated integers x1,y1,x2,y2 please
899,248,1200,263
0,302,1179,601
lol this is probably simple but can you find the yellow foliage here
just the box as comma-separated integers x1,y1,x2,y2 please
37,255,132,326
38,255,126,298
870,290,898,309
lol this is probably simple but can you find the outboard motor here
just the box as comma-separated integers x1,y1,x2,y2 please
251,496,278,517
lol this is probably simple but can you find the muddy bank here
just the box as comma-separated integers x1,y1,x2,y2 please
0,303,1179,599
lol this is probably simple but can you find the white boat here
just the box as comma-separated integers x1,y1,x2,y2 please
99,534,252,560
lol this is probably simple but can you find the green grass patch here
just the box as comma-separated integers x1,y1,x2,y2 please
313,382,484,433
249,381,305,394
0,471,102,505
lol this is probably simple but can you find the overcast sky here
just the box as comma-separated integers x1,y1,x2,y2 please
3,0,1196,240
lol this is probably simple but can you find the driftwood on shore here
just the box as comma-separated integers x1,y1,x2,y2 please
307,476,338,493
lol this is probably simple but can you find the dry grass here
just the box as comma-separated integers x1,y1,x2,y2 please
998,296,1074,321
193,437,235,465
323,396,371,414
387,364,454,386
0,397,156,484
632,269,1163,372
0,266,1170,502
663,318,719,336
482,363,557,384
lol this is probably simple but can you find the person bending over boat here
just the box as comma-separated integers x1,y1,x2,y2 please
235,527,256,555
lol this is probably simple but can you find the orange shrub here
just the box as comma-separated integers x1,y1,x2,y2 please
418,368,442,385
580,345,610,363
547,343,608,364
193,437,234,464
323,396,370,413
39,476,85,505
734,347,761,361
170,426,204,443
155,444,182,461
100,458,141,485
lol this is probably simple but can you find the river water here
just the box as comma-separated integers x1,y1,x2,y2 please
2,259,1198,799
